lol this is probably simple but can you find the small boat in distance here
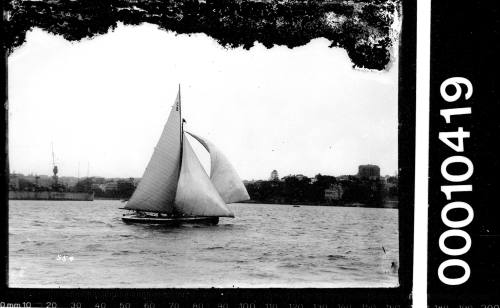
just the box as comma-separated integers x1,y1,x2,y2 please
121,86,250,225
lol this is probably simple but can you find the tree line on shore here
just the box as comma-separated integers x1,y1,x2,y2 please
245,174,398,207
74,178,135,199
10,173,398,206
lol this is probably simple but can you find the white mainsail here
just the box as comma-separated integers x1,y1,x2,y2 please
174,135,235,217
186,132,250,204
124,92,182,213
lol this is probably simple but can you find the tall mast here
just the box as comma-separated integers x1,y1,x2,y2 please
178,84,183,158
175,84,183,215
51,143,55,167
179,84,183,137
179,84,184,165
51,142,58,188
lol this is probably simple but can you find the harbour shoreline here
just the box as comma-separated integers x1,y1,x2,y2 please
240,200,398,209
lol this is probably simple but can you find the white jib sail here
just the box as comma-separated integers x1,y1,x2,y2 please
125,92,182,213
174,135,234,217
187,132,250,204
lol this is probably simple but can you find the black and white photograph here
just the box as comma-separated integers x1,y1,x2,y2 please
4,0,412,294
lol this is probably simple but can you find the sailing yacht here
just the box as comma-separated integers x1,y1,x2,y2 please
121,87,250,225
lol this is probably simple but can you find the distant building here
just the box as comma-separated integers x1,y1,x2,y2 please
387,175,398,184
325,184,344,201
270,170,279,181
59,176,79,187
337,175,352,182
295,174,306,181
383,175,398,189
92,177,106,184
282,174,308,181
254,180,265,187
9,174,20,190
358,164,380,180
103,182,119,192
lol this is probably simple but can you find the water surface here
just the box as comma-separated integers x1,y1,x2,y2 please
9,200,399,288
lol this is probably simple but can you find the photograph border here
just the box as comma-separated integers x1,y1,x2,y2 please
0,0,415,305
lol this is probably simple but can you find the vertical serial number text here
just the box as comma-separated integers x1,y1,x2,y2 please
438,77,474,286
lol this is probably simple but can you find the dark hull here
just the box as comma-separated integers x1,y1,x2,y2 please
121,215,219,226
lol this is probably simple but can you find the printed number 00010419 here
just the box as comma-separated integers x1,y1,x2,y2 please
437,77,474,286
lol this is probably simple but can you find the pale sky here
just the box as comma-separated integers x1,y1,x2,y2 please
8,23,399,180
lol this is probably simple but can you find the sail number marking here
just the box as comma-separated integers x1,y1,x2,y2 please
438,77,474,286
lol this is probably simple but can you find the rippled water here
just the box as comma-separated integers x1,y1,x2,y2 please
9,200,399,288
